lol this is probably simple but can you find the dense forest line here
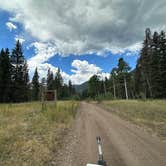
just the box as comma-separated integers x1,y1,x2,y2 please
0,40,75,103
0,28,166,103
83,28,166,100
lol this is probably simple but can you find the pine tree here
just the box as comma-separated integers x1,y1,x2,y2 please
11,40,29,102
88,75,100,98
128,70,136,99
68,80,73,96
110,68,117,99
32,68,40,100
150,31,161,98
159,31,166,97
134,28,166,99
54,68,63,99
0,48,12,102
104,77,110,94
62,84,70,99
135,28,153,98
47,68,54,90
117,58,131,99
0,49,6,102
22,60,29,101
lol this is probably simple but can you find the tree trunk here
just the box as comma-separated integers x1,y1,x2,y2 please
113,77,116,99
146,77,153,98
103,81,107,96
141,71,152,98
124,75,128,100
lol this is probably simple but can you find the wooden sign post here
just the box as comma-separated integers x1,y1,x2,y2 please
41,89,57,111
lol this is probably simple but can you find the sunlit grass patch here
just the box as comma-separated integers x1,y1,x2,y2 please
0,101,79,165
101,100,166,140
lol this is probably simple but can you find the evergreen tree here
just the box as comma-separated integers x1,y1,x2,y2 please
62,84,70,99
4,48,12,102
68,80,72,95
68,80,75,96
88,75,100,98
47,68,54,90
104,77,110,94
135,28,153,98
22,60,29,101
11,40,29,102
32,68,40,100
159,31,166,97
0,49,3,102
139,28,153,98
135,28,166,98
128,70,136,99
110,68,117,99
150,31,161,98
0,48,12,102
54,68,63,99
100,78,107,95
117,58,131,99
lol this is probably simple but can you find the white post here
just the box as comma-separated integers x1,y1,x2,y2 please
113,77,116,99
124,75,128,100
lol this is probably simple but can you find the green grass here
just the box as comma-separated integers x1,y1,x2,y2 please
101,100,166,140
0,101,79,166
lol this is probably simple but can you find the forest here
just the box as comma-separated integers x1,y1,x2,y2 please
0,40,75,102
0,28,166,103
82,28,166,100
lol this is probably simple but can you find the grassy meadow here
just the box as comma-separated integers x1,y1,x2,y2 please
0,101,79,165
101,100,166,140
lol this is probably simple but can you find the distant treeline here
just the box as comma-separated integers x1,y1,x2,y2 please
81,28,166,100
0,40,75,103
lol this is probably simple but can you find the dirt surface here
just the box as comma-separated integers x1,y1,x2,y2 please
55,102,166,166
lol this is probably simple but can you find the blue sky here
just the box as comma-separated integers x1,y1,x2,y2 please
48,53,139,76
0,0,165,84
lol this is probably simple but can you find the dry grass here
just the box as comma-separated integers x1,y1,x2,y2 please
101,100,166,140
0,101,79,165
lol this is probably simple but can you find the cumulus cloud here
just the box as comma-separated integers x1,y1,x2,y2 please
6,21,17,31
27,42,70,83
70,60,102,84
28,42,57,77
1,0,166,83
28,43,109,84
15,35,25,43
1,0,166,55
70,60,110,84
28,42,57,64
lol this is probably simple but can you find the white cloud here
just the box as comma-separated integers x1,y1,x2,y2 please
70,60,109,84
28,42,57,78
28,44,109,84
6,21,17,31
27,42,71,83
28,42,57,64
71,60,102,74
14,35,25,43
1,0,166,55
1,0,165,84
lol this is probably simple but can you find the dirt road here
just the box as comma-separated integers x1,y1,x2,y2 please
56,102,166,166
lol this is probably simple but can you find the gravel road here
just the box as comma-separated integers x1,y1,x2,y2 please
55,102,166,166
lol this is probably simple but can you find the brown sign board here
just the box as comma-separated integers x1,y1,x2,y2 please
45,91,55,101
42,90,57,101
